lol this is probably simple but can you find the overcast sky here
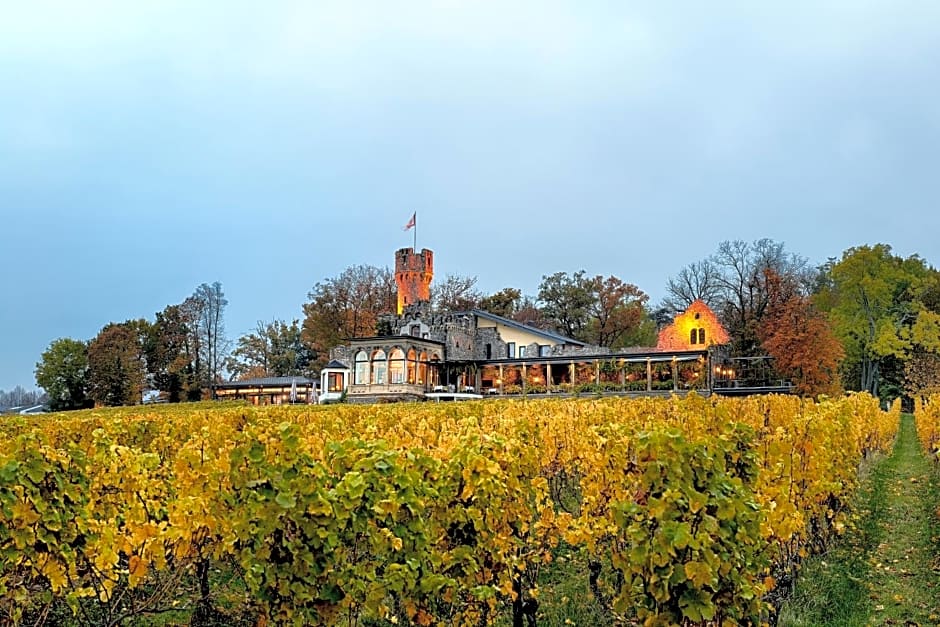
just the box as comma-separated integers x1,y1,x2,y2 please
3,1,940,391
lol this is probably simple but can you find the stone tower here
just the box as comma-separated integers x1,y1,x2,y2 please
395,247,433,314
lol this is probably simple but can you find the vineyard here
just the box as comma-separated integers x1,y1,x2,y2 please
0,394,901,626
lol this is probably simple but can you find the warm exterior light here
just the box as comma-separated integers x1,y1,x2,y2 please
656,300,730,350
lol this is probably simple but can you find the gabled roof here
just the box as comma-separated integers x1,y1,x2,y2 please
323,360,349,370
468,309,588,347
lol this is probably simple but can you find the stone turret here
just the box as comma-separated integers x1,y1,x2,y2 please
395,247,433,315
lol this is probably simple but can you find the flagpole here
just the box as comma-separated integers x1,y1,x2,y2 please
413,212,417,251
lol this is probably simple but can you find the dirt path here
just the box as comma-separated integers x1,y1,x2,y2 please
780,413,940,625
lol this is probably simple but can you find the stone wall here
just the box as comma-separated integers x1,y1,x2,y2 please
474,327,506,361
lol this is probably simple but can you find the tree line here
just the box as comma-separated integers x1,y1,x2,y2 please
35,282,229,410
32,239,940,409
0,387,47,412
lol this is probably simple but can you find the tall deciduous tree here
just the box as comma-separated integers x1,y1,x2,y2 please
538,271,595,340
191,282,229,389
302,264,397,370
227,319,314,380
538,271,652,347
479,288,523,318
144,303,200,402
431,274,482,311
662,259,723,313
588,275,650,348
88,321,149,406
663,239,811,356
903,310,940,400
758,270,844,396
35,338,92,411
713,239,811,356
817,244,931,397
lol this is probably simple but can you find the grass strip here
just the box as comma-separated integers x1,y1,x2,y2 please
779,413,940,626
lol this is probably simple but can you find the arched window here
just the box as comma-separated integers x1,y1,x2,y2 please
371,349,387,385
407,349,418,384
389,348,406,384
354,351,369,384
698,328,705,344
690,329,698,345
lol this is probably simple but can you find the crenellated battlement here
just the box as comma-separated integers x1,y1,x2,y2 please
395,248,433,314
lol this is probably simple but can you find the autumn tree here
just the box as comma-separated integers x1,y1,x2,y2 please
512,295,547,329
34,338,92,411
191,282,229,388
663,239,811,356
479,288,522,318
302,264,397,370
143,287,227,402
227,319,314,380
538,271,652,347
589,276,651,347
479,288,548,328
817,244,932,397
538,271,595,340
713,239,811,355
144,303,200,402
431,274,482,311
903,310,940,400
758,270,844,396
88,321,149,406
662,259,723,313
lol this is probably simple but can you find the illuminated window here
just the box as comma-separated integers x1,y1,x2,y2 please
328,372,344,393
389,348,405,384
354,351,369,384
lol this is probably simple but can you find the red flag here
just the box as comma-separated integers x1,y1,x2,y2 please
402,212,416,231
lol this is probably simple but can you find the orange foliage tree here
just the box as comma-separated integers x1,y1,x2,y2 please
758,271,844,396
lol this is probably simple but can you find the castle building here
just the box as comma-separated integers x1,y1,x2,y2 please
317,246,769,404
395,247,433,315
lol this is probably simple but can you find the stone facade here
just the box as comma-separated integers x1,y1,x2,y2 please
389,303,478,361
474,327,506,361
395,248,433,315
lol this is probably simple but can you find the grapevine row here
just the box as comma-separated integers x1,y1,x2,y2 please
0,394,898,625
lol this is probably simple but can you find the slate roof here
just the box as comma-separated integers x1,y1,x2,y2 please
323,360,349,370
